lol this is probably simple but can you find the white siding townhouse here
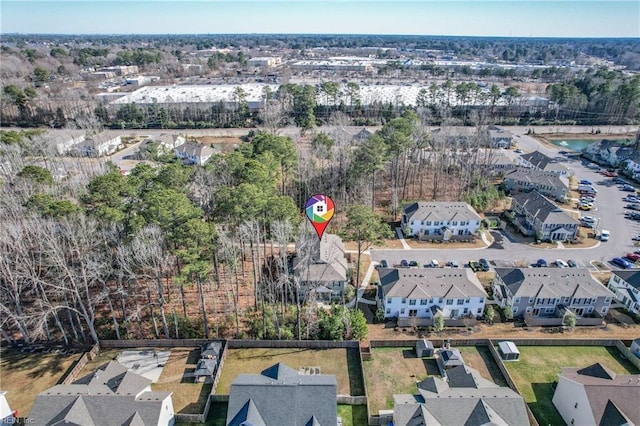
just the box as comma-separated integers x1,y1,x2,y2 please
175,142,216,165
503,167,569,202
493,268,614,326
378,268,487,326
607,270,640,315
510,190,580,241
401,202,482,239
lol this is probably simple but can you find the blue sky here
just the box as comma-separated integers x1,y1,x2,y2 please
1,1,639,37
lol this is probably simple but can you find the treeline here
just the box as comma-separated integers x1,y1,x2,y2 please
1,109,506,344
4,33,639,69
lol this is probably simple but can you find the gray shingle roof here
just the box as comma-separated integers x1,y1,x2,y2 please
201,341,223,359
294,234,348,283
511,191,579,226
28,361,172,426
403,202,482,223
494,268,614,299
610,270,640,289
394,366,528,426
521,150,553,170
558,363,640,425
378,268,487,299
175,141,215,158
226,363,337,426
504,167,567,189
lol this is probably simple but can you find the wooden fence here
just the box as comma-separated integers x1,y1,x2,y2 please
226,339,360,349
615,340,640,370
61,343,100,385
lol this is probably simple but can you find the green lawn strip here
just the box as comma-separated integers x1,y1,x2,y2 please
504,346,639,426
338,404,368,426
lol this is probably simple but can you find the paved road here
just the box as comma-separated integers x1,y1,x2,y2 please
372,128,640,270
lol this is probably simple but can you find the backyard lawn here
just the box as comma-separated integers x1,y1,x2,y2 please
0,347,81,417
152,348,212,414
363,347,439,414
215,347,363,396
504,346,640,426
363,346,506,415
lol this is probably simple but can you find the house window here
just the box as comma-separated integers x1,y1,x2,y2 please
411,221,414,225
605,297,611,304
409,299,416,306
387,298,392,304
426,221,431,226
457,299,464,305
463,308,468,314
587,307,594,313
574,403,578,409
400,308,405,315
446,299,453,305
477,308,482,314
386,308,391,314
564,297,570,304
452,221,458,226
479,298,484,303
514,297,521,304
526,307,532,313
529,297,534,303
536,298,542,304
545,308,554,313
601,307,608,314
512,307,518,314
420,299,428,306
438,298,443,303
402,298,406,304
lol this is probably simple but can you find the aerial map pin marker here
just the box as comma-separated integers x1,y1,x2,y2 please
305,194,335,239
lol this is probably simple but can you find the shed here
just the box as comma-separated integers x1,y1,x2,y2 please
498,341,520,361
416,339,434,358
201,341,222,360
193,358,217,383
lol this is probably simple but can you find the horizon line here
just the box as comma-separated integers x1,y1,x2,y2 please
2,32,639,39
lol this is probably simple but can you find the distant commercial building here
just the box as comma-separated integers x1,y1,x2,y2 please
248,57,282,67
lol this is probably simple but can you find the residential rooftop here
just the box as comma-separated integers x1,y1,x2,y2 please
378,268,486,300
403,202,482,223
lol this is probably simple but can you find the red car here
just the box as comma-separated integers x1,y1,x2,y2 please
625,252,640,262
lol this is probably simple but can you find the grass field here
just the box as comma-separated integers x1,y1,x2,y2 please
215,347,363,396
504,346,640,426
0,348,81,417
152,348,212,414
363,346,506,415
337,404,368,426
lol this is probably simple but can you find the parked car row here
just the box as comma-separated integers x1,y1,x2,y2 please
386,259,460,269
535,258,578,268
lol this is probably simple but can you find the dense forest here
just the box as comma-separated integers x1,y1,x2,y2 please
0,111,505,344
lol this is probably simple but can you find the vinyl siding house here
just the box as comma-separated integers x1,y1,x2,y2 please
401,202,482,240
392,365,529,426
175,142,215,165
503,167,569,202
155,134,186,151
607,270,640,315
73,131,123,157
483,151,517,176
487,126,513,148
582,139,637,167
226,363,337,426
29,361,175,426
519,150,569,175
552,363,640,426
51,130,87,155
510,191,580,241
493,268,614,326
378,268,487,326
293,234,349,303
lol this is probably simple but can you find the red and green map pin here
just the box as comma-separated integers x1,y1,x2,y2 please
305,194,335,239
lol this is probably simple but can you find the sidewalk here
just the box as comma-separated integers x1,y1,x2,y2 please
395,227,411,250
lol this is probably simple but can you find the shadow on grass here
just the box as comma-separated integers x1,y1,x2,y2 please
180,367,196,383
605,346,640,374
180,383,213,414
422,358,440,376
529,382,564,426
476,345,508,387
186,348,201,365
203,402,228,426
402,349,417,359
346,348,365,395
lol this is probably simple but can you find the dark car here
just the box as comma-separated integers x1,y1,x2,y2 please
379,260,388,268
409,260,419,267
537,259,548,267
567,259,578,268
479,258,490,271
468,261,481,272
446,260,460,268
626,204,640,211
611,257,633,269
400,259,409,267
622,184,636,192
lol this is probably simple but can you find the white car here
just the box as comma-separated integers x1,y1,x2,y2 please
556,259,569,268
581,216,596,223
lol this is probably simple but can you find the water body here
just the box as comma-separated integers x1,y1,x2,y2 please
550,138,630,152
